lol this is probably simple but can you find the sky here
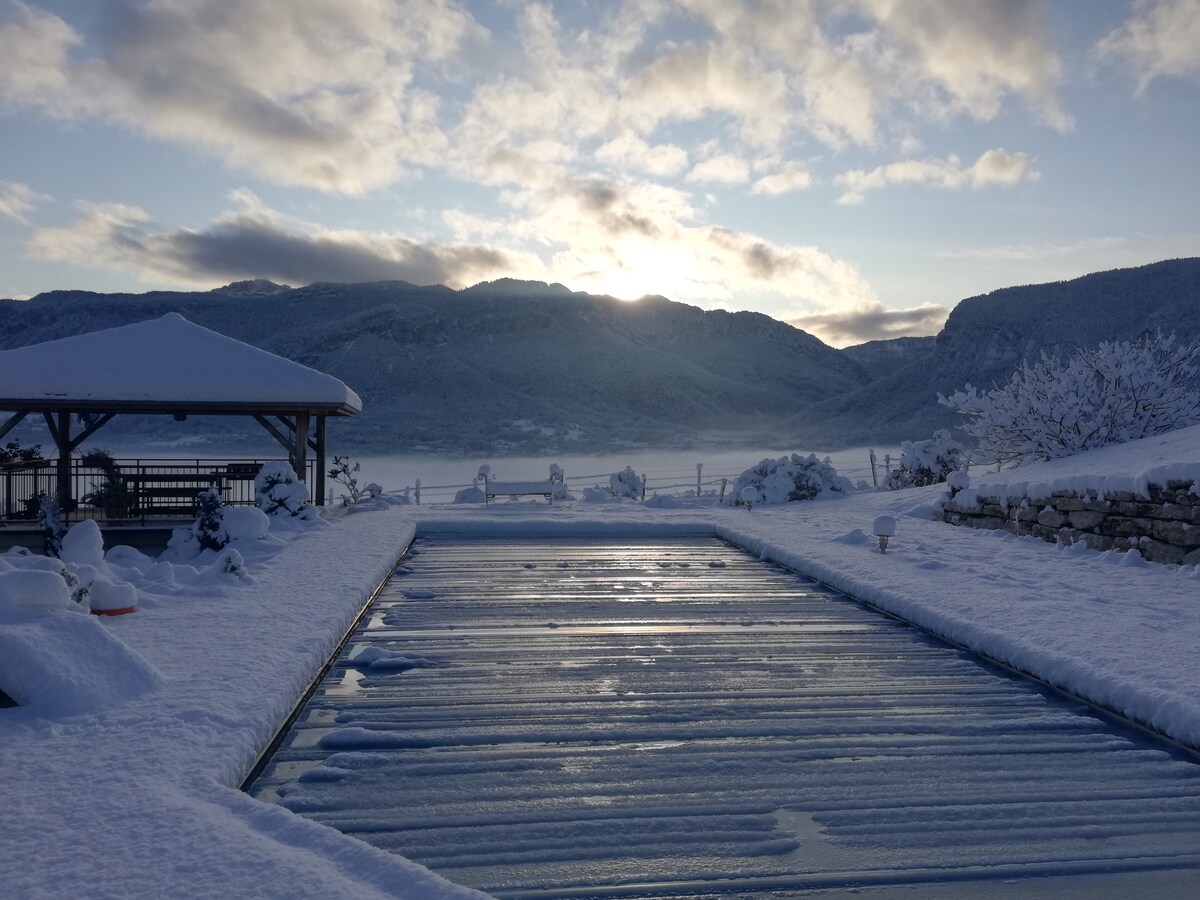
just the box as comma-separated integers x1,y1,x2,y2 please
0,0,1197,347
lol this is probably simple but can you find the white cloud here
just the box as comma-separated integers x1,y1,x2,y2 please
0,1,80,109
836,148,1037,204
0,0,483,193
1095,0,1200,92
27,192,523,289
595,132,688,177
787,302,949,347
686,153,751,185
751,163,813,196
0,180,49,223
856,0,1072,131
931,237,1127,261
0,0,1073,199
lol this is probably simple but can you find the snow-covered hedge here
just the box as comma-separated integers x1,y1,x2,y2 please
940,333,1200,467
725,454,852,506
886,429,966,490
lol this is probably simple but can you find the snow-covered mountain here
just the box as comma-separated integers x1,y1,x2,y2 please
789,257,1200,447
0,279,868,454
2,259,1196,453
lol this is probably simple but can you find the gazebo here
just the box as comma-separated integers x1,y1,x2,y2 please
0,313,361,511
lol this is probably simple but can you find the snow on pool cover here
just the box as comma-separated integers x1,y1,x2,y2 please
248,537,1200,897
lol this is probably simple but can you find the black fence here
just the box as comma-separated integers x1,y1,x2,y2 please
0,457,318,523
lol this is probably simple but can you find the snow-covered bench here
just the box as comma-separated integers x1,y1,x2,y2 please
477,466,566,504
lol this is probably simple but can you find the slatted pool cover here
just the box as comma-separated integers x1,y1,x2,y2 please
248,538,1200,897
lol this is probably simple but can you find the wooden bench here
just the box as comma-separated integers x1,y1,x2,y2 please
479,470,565,505
120,472,227,514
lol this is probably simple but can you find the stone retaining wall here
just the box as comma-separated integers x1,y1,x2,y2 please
941,480,1200,565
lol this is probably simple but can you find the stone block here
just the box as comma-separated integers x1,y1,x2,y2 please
1185,548,1200,566
1111,501,1170,519
1084,533,1115,552
1101,491,1140,503
1067,510,1106,530
981,503,1007,518
1037,508,1069,529
1151,519,1200,548
1098,516,1153,538
1141,540,1186,565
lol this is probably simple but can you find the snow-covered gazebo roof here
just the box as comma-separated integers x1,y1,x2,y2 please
0,312,360,415
0,313,362,509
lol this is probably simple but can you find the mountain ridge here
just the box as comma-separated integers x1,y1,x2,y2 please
2,258,1197,454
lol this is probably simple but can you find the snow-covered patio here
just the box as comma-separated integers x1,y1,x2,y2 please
1,428,1199,897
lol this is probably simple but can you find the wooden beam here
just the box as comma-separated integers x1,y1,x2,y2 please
55,411,72,509
314,415,327,505
0,410,28,443
67,412,116,450
43,411,62,447
293,411,310,486
254,414,295,455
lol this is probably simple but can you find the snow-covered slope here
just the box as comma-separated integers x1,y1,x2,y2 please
0,280,868,454
791,257,1200,447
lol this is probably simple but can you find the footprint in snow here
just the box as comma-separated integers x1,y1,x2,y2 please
403,590,438,599
708,561,727,568
524,563,537,569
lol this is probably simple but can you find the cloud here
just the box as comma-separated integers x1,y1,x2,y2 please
931,236,1128,261
1095,0,1200,92
787,302,949,347
0,0,482,193
856,0,1072,131
594,132,688,177
0,1,1072,199
836,148,1037,204
27,192,521,288
686,153,751,185
441,165,878,314
751,163,813,195
0,180,49,223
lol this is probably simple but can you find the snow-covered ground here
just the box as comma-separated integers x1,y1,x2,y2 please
1,427,1198,897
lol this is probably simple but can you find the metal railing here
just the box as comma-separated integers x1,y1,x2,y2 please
388,455,884,505
0,457,318,523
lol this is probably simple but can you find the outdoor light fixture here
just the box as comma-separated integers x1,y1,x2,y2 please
873,515,896,553
740,486,757,510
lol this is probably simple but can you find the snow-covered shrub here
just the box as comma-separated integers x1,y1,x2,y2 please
61,520,105,568
454,485,485,503
608,466,645,500
885,430,966,489
254,462,313,517
38,495,66,557
170,505,271,560
725,454,853,506
193,484,225,551
940,333,1200,466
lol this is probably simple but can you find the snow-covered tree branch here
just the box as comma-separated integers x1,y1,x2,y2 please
939,332,1200,466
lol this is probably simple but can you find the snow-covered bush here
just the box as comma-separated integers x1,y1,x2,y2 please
254,462,314,517
885,430,966,489
608,466,645,500
38,495,66,557
193,484,225,551
725,454,853,506
940,333,1200,466
170,505,271,560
